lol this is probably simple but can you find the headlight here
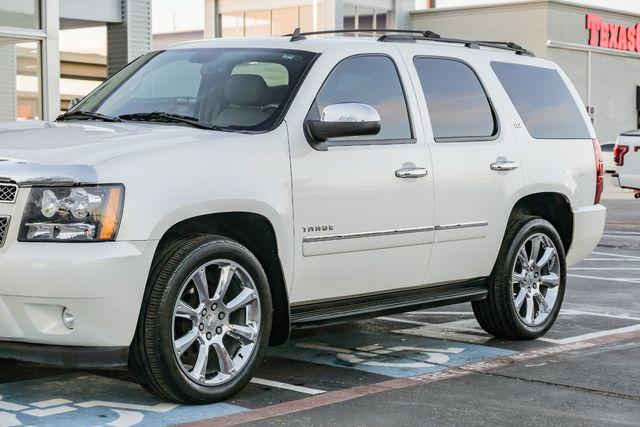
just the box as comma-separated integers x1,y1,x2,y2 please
19,185,125,242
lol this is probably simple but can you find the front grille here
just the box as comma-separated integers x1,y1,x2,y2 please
0,216,9,248
0,184,18,204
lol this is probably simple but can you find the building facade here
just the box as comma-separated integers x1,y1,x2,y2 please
202,0,416,39
411,0,640,143
0,0,151,122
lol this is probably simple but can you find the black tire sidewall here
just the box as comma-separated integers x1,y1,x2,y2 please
153,238,272,402
501,218,566,337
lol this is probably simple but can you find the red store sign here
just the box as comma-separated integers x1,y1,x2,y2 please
586,13,640,52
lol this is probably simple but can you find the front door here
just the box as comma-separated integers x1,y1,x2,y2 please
287,49,434,304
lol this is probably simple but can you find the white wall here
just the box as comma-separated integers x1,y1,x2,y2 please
432,0,640,14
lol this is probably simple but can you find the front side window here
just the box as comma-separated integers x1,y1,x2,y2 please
414,57,497,141
491,62,591,139
306,55,413,143
70,48,316,132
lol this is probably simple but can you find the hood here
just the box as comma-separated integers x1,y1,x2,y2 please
0,120,238,166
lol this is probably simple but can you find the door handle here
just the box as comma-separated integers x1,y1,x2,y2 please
490,160,519,172
395,167,428,178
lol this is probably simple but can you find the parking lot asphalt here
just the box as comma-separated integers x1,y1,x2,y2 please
0,194,639,426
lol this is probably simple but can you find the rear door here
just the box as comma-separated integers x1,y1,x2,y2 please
286,46,435,304
400,48,523,285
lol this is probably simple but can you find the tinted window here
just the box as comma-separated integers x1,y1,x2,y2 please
414,58,496,140
307,55,412,142
491,62,590,139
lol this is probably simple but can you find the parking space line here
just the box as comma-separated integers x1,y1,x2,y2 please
602,234,640,239
591,251,640,260
561,309,640,321
584,258,640,261
537,323,640,345
250,378,325,395
187,328,640,427
569,267,640,270
568,274,640,284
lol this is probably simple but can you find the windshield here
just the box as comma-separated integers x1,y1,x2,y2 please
68,48,317,132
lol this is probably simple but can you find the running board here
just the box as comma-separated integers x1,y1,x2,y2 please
290,278,488,328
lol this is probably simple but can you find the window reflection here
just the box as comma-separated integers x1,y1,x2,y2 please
0,39,42,121
0,0,40,29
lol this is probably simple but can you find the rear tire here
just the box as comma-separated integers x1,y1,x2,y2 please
472,217,566,339
130,234,272,403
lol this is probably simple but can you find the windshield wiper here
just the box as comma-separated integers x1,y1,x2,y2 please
57,111,121,122
118,112,222,130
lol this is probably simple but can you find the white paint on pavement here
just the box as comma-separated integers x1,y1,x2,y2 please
107,409,145,427
250,378,325,395
76,401,178,413
568,274,640,284
30,398,73,408
537,323,640,345
0,411,20,427
23,405,77,417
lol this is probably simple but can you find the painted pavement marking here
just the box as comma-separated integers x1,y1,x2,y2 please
186,327,640,427
30,399,73,408
537,323,640,344
568,274,640,284
267,331,514,378
591,251,640,259
0,374,247,426
250,378,325,395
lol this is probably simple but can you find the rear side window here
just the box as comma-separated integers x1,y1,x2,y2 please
491,62,590,139
414,57,497,141
307,55,413,143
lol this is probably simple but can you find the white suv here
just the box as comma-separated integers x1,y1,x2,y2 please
0,30,606,403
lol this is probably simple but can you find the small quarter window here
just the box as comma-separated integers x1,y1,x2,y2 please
306,55,413,143
491,62,590,139
414,57,497,141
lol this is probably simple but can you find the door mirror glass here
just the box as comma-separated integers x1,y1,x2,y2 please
305,103,381,142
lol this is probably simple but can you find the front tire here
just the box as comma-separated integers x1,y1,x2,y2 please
130,235,272,403
472,217,566,339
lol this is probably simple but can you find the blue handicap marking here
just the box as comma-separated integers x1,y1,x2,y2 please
0,374,246,426
268,331,515,378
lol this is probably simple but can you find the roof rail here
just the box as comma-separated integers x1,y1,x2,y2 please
287,28,441,42
285,27,534,57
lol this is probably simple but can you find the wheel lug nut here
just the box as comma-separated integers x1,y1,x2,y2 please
199,323,204,331
202,309,207,316
211,303,217,311
206,332,212,340
216,326,222,334
218,312,225,320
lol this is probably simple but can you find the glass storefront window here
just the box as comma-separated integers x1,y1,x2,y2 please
0,0,40,29
245,11,271,37
0,39,41,121
271,8,298,36
221,12,245,37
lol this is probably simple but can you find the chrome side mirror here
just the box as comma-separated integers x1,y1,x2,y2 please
68,97,82,110
305,103,381,143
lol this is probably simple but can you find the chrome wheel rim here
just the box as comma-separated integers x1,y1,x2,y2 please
512,233,561,327
172,259,261,386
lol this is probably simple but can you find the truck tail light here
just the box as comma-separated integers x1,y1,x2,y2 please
593,139,604,205
614,144,630,166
